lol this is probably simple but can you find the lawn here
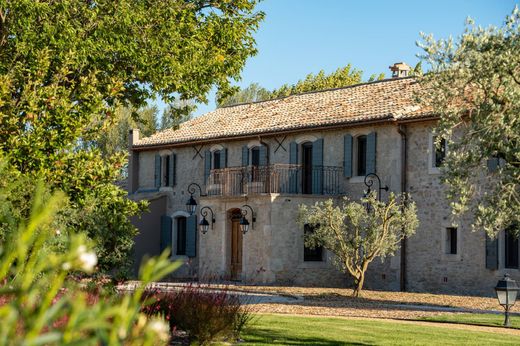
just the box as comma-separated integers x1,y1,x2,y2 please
421,313,520,329
239,314,520,345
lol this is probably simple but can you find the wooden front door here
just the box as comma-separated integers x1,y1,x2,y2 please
230,218,243,281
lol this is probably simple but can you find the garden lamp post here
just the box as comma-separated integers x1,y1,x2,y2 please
495,274,519,327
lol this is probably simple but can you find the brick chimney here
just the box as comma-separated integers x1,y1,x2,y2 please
128,129,140,194
389,62,411,78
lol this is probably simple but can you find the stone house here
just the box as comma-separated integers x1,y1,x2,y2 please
128,64,517,296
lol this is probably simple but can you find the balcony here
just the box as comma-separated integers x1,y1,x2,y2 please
206,164,343,197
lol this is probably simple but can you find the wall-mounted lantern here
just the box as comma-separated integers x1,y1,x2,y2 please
199,206,215,235
185,183,204,215
240,204,256,234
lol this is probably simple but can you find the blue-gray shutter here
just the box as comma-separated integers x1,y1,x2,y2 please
366,132,377,174
485,234,498,270
169,153,176,187
259,145,268,166
204,150,211,183
289,142,299,193
344,134,353,178
154,154,161,188
160,215,172,256
242,145,249,166
220,148,228,168
186,215,197,257
487,157,499,173
312,138,323,194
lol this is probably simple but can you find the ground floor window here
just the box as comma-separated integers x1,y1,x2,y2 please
445,227,457,254
505,227,519,269
176,217,187,256
304,224,323,262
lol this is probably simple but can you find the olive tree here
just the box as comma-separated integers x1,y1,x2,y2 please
299,194,418,297
417,7,520,236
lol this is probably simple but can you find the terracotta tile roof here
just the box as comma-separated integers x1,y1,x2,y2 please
134,77,431,148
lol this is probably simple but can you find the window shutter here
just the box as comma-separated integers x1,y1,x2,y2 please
220,148,228,168
160,215,172,256
204,150,211,183
186,215,197,257
312,138,323,194
259,145,268,166
289,142,299,193
169,153,176,187
154,154,162,188
242,145,249,166
366,132,377,174
344,134,353,178
485,233,498,270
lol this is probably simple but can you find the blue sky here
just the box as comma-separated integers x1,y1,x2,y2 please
156,0,517,117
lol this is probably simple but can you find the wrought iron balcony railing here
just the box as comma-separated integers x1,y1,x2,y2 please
206,164,343,197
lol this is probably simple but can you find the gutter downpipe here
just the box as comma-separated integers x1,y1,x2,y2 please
397,123,407,292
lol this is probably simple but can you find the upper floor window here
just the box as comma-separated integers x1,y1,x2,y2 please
251,147,260,167
356,135,367,177
445,227,457,255
155,153,176,188
213,150,221,170
428,133,447,174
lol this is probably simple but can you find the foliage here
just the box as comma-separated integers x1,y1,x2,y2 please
0,169,179,345
417,7,520,236
141,284,253,344
0,0,263,271
96,105,159,157
159,100,195,131
217,63,364,106
299,193,418,297
217,82,271,107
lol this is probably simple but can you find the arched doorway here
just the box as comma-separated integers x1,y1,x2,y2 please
228,208,243,281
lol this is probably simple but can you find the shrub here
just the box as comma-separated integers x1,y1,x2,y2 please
141,284,253,345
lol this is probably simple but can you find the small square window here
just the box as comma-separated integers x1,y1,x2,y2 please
432,137,447,168
445,227,457,254
304,224,323,262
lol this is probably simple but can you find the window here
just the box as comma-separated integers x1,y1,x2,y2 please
356,135,367,176
176,217,187,256
164,155,170,187
505,228,519,269
251,147,260,167
432,137,447,168
304,224,323,261
213,150,221,170
445,227,457,254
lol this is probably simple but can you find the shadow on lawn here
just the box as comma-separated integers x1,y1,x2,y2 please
243,326,370,346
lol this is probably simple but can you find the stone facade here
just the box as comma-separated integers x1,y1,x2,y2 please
129,119,518,296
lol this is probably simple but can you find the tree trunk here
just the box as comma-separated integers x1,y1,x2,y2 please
352,272,365,297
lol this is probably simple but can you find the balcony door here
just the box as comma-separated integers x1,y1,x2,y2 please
302,142,313,194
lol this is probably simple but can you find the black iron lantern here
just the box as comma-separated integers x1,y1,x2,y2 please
239,215,250,234
239,204,255,234
198,206,215,234
186,195,197,215
199,216,210,234
185,183,204,215
495,274,519,327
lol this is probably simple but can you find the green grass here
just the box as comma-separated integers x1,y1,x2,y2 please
421,313,520,329
238,314,520,345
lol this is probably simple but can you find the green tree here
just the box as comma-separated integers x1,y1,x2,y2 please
217,63,365,107
97,105,159,157
417,7,520,236
0,166,179,344
299,194,418,297
160,100,195,130
0,1,263,271
217,82,271,107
